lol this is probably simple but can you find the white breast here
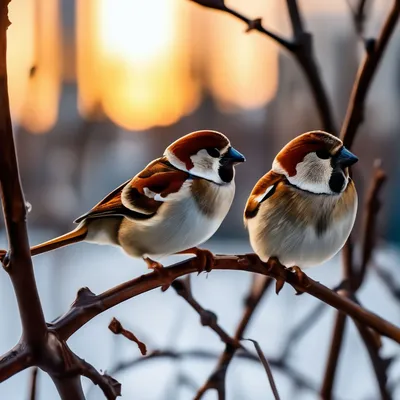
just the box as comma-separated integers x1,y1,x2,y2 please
118,181,235,258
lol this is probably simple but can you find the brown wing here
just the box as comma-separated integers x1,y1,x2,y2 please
244,170,284,222
75,158,190,223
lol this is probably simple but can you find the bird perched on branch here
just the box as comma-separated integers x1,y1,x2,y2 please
24,130,245,270
244,130,358,276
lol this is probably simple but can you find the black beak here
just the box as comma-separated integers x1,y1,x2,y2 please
336,146,358,167
222,146,246,164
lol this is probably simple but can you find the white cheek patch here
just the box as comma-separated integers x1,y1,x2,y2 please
255,185,274,203
288,153,333,194
189,149,223,184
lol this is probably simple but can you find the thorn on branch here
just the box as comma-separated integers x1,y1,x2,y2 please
109,318,147,356
72,287,97,307
246,18,263,33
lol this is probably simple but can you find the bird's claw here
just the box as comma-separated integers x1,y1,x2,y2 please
195,248,214,275
288,266,307,295
143,257,164,271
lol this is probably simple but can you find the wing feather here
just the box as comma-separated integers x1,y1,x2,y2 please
244,171,284,222
75,158,190,223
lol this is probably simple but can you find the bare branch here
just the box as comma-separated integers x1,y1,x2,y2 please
0,343,31,382
172,277,241,349
107,349,318,394
50,255,400,345
189,0,336,131
29,368,38,400
357,163,386,287
320,312,347,399
341,0,400,148
354,321,392,399
321,163,388,399
243,339,281,400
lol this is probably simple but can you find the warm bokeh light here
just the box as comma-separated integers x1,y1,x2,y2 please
204,0,280,111
77,0,199,130
7,0,61,134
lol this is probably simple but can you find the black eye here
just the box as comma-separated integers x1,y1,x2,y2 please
206,148,220,158
316,149,330,159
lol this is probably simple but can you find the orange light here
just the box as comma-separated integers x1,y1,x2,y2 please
7,0,61,134
77,0,199,130
204,0,280,111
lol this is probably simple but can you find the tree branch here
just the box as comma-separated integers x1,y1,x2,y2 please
190,0,336,132
321,163,388,399
194,275,272,399
50,256,400,344
107,349,318,395
341,0,400,148
29,368,38,400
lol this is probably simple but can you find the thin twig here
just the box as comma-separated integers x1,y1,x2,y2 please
29,368,38,400
321,163,388,398
190,0,336,131
107,349,318,394
341,0,400,148
243,339,281,400
172,277,242,350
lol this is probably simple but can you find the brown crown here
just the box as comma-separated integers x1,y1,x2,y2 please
276,130,342,177
166,130,230,170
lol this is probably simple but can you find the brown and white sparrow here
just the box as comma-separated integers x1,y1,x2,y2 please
28,130,245,269
244,130,358,269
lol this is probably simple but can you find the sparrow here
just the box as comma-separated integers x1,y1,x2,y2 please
244,130,358,273
25,130,245,270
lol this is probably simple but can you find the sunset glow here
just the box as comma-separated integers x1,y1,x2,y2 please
77,0,199,130
7,0,60,134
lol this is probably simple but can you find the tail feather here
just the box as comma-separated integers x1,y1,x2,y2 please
30,223,88,256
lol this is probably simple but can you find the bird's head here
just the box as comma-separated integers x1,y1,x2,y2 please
164,130,245,184
272,130,358,194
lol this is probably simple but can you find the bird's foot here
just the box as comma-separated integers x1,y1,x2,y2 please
143,257,171,291
176,247,214,275
143,257,164,271
267,257,287,295
288,266,306,295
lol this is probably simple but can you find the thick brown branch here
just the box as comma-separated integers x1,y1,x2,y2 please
341,0,400,148
0,342,31,382
51,255,400,344
0,0,47,347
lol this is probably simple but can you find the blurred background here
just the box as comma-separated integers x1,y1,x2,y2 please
1,0,400,399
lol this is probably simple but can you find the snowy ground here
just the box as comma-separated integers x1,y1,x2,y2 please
0,231,399,400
